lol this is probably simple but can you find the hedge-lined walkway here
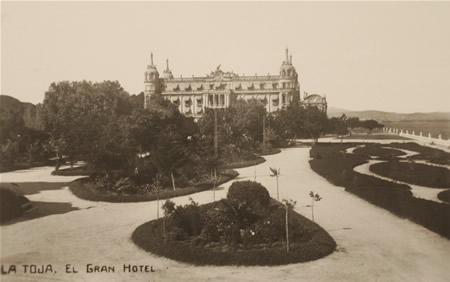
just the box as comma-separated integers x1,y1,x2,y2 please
1,147,450,281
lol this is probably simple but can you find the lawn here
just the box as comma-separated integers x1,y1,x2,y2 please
370,161,450,188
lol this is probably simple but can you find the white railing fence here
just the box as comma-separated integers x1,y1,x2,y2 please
383,127,450,147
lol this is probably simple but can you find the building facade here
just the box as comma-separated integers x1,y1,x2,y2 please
144,49,327,118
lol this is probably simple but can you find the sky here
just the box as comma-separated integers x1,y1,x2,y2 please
1,1,450,113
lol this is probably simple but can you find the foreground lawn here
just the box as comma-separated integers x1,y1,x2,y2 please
132,200,336,266
309,143,450,239
370,161,450,188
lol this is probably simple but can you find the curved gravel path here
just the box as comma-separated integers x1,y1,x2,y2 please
1,148,449,282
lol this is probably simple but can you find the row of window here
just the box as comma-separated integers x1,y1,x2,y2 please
166,82,295,92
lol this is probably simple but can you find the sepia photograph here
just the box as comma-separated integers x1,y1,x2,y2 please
1,1,449,281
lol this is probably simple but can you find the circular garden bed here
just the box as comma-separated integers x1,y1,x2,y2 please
132,181,336,266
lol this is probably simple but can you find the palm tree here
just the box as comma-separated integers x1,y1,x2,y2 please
309,191,322,222
282,199,296,252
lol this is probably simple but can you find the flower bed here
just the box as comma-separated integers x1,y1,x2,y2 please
69,169,238,203
132,181,336,266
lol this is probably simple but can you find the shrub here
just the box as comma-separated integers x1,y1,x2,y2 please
170,198,202,239
227,180,270,211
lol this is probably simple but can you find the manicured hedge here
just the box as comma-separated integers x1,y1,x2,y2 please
259,148,282,156
353,143,406,159
51,166,91,176
310,143,450,239
388,142,450,165
217,156,265,169
69,169,238,203
342,134,410,140
131,201,336,266
370,161,450,188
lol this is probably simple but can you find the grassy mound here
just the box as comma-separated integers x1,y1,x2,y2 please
309,143,450,239
438,190,450,203
370,161,450,188
69,169,238,202
132,200,336,266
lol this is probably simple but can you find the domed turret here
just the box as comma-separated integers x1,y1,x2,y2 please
145,52,160,82
144,52,160,109
280,48,296,78
161,58,174,79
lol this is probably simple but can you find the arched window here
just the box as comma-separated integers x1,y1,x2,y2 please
282,70,286,76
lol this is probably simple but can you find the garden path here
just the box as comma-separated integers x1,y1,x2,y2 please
1,147,450,282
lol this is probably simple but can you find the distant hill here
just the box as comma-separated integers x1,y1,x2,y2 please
0,95,45,131
328,106,450,122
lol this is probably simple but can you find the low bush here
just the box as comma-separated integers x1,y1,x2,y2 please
370,161,450,188
0,187,30,223
310,143,450,239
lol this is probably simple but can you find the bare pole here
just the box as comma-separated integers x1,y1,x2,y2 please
286,203,289,252
262,113,266,153
214,109,218,157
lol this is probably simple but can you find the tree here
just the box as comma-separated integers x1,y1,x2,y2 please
43,80,134,171
303,107,328,142
361,119,384,134
327,114,348,136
